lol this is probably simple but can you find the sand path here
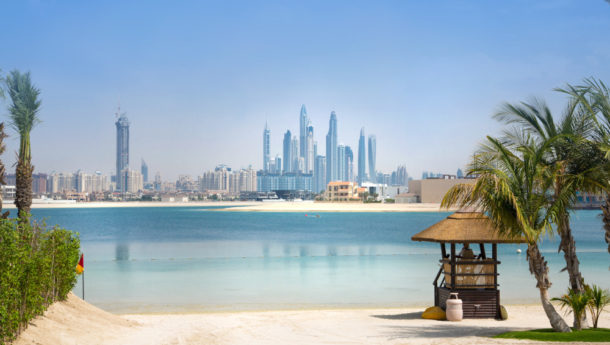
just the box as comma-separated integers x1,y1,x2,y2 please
13,293,610,345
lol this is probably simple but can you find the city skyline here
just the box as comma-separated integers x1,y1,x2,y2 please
1,2,610,180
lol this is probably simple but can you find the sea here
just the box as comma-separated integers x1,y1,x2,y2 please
28,207,610,314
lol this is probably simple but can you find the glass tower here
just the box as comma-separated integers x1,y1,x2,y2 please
115,109,130,192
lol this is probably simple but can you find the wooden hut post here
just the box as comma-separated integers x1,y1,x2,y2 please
450,243,456,290
440,243,446,258
492,243,499,318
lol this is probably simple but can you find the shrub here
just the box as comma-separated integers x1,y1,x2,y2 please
552,288,590,331
586,285,610,329
0,217,80,344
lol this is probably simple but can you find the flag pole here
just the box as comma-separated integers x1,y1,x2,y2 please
82,270,85,300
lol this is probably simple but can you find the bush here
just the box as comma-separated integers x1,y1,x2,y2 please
0,217,80,344
586,285,610,329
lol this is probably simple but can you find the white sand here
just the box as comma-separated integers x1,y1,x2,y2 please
13,293,609,345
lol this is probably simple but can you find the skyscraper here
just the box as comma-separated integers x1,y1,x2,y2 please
115,108,129,192
325,111,338,184
358,128,366,185
263,122,270,172
314,155,326,193
337,144,346,181
141,159,148,183
292,136,299,172
305,124,314,173
283,130,292,173
368,134,376,181
299,105,308,168
345,146,354,182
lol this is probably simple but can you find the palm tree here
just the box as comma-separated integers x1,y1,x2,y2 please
494,99,608,300
557,79,610,255
4,70,41,220
442,135,571,332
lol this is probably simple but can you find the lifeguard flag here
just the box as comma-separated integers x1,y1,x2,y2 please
76,254,84,274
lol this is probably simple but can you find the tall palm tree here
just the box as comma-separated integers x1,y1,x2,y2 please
442,135,571,332
558,79,610,255
494,99,608,300
4,70,41,220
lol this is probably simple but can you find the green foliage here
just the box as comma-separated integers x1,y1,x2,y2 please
552,289,591,330
494,328,610,342
0,217,80,344
586,285,610,329
384,198,395,203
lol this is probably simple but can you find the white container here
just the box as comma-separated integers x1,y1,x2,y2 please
446,293,463,321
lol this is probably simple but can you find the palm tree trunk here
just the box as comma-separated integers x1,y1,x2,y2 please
557,214,588,328
603,195,610,254
15,158,33,221
526,243,571,332
0,123,7,219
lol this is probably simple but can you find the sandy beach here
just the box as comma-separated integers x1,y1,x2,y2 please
1,200,447,212
13,293,610,345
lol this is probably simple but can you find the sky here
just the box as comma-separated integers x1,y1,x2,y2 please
1,0,610,180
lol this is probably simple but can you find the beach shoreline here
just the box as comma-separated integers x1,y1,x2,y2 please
13,293,609,345
2,200,448,212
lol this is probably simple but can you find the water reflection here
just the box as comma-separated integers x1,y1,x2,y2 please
115,243,130,261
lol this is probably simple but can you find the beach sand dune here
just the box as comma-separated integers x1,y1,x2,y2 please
12,294,609,345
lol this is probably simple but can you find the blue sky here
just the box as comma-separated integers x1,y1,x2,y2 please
1,0,609,179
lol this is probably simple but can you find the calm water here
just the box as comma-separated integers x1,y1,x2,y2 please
28,207,610,313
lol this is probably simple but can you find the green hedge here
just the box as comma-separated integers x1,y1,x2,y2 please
0,217,80,344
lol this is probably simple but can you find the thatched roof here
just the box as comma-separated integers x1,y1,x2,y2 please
411,212,527,244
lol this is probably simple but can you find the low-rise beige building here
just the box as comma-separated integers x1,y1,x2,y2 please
325,181,361,201
408,177,476,203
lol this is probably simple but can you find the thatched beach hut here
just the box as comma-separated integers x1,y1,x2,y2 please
412,211,526,318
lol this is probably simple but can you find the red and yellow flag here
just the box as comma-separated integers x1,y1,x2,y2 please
76,253,84,274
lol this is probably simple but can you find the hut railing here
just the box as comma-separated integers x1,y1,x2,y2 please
440,258,499,289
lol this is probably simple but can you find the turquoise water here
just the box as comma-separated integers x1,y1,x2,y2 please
29,207,610,313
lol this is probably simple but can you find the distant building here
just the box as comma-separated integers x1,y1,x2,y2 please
299,105,309,170
393,165,408,186
408,177,476,203
141,160,149,182
305,124,314,173
256,172,313,193
457,168,464,179
314,155,326,194
326,111,338,184
325,181,361,201
283,130,292,173
368,135,376,181
115,109,130,192
337,144,346,181
121,169,143,194
345,146,354,182
263,122,271,172
358,128,366,185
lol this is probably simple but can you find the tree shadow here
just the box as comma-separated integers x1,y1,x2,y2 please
379,324,520,339
371,311,423,320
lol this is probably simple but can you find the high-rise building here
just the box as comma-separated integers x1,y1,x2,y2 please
121,169,143,193
358,128,366,184
299,105,308,167
314,155,326,194
457,168,464,178
345,146,354,182
305,125,314,173
394,165,408,186
337,144,346,181
263,122,270,172
325,111,338,184
141,159,148,183
291,136,299,173
368,134,376,181
283,130,292,173
115,108,130,192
